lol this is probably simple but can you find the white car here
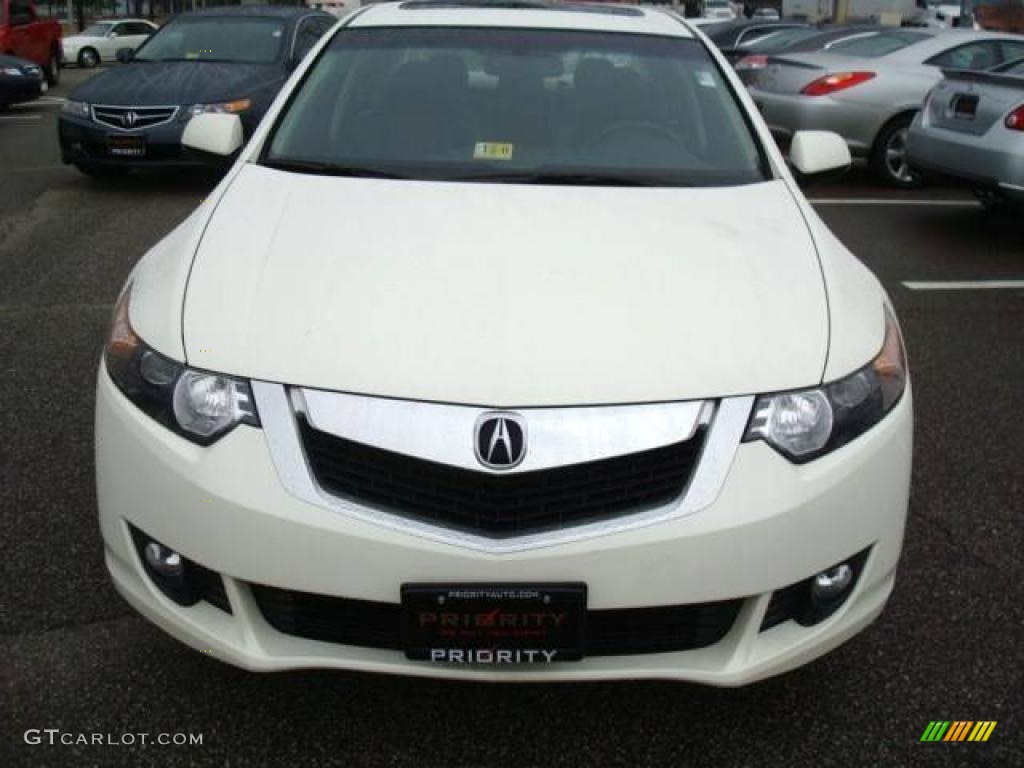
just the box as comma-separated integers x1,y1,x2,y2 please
97,0,912,684
702,0,738,20
61,19,157,68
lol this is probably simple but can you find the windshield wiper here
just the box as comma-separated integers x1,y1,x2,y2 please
450,172,678,187
261,159,409,179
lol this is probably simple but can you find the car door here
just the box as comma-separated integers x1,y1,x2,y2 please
6,0,40,64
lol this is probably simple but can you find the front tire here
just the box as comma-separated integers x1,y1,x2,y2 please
46,49,60,85
78,48,99,69
871,115,921,188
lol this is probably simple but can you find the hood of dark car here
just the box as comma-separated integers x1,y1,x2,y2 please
69,61,284,106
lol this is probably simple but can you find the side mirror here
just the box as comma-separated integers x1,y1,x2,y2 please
788,130,851,178
115,47,134,63
182,112,244,157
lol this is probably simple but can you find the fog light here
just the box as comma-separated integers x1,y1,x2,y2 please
143,541,184,580
812,563,854,602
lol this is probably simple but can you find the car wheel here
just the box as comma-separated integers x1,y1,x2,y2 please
973,189,1013,214
46,49,60,86
871,116,921,189
78,48,99,69
74,162,129,181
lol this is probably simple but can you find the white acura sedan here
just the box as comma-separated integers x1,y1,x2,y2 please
96,0,912,684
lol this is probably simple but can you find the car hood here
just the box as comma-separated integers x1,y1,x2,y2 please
182,165,829,407
70,60,281,106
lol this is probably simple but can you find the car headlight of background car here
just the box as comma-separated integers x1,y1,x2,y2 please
180,99,251,121
105,287,259,445
744,307,907,463
61,100,91,120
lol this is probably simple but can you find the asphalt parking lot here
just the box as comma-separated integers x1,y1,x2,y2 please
2,67,1022,767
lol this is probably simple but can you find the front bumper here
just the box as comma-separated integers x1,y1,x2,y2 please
96,367,912,684
907,122,1024,201
748,89,884,157
0,74,45,106
58,115,220,169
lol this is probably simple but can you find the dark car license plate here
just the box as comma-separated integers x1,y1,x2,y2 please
107,134,146,157
402,583,587,664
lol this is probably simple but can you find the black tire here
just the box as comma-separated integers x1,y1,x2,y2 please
870,115,921,189
46,49,60,86
973,189,1015,214
74,162,130,181
78,48,99,69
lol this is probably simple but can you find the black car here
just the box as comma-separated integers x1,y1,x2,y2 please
0,53,46,109
58,6,335,177
702,19,810,64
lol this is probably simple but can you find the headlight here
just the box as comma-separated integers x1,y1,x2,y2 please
61,100,91,120
180,99,251,121
104,286,259,445
744,306,907,463
1,67,25,76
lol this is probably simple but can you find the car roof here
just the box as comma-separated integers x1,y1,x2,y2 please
704,19,805,42
881,28,1024,61
350,1,694,38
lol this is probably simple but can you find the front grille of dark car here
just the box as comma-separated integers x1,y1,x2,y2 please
251,585,743,657
91,104,178,131
297,417,706,538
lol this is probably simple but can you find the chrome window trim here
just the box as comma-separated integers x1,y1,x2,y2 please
253,381,753,553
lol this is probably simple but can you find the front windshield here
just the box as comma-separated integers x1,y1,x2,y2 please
826,30,930,58
264,28,767,187
80,23,116,37
134,17,285,64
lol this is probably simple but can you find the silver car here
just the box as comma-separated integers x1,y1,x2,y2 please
748,29,1024,186
907,58,1024,207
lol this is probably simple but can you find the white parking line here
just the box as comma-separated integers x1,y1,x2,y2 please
903,280,1024,291
0,114,42,122
9,96,65,108
809,199,979,206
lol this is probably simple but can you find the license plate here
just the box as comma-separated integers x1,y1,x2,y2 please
107,134,146,157
401,583,587,664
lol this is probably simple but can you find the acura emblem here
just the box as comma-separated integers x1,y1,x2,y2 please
122,110,138,128
474,412,527,469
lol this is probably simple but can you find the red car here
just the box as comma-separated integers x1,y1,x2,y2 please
0,0,61,85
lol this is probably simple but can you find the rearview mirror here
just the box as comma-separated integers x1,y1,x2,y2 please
788,131,851,178
182,113,244,157
115,47,134,64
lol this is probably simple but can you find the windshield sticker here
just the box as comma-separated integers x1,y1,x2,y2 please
473,142,514,161
696,71,716,88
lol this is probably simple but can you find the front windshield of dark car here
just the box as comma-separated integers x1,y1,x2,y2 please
264,28,767,187
825,30,931,58
134,17,286,64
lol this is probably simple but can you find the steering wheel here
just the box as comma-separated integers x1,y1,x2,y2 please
594,121,682,147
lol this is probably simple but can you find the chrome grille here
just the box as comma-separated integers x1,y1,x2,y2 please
91,105,178,131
